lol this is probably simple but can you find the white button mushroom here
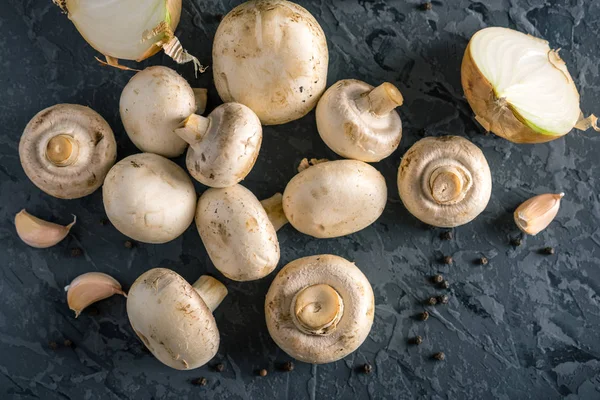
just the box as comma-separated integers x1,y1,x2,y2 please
265,254,374,364
195,185,285,281
212,0,329,125
120,66,208,158
316,80,404,162
102,153,196,243
174,103,262,188
19,104,117,199
282,159,387,238
127,268,227,370
397,136,492,228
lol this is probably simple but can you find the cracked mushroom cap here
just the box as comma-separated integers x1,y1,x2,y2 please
265,254,374,364
127,268,223,370
282,160,387,238
119,66,197,158
212,0,328,125
19,104,117,199
178,102,262,188
316,79,403,162
102,153,196,243
195,184,280,281
397,136,492,228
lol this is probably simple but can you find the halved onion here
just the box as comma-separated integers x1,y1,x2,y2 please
462,27,598,143
53,0,204,73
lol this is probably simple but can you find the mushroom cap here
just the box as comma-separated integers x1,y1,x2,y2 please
102,153,196,243
127,268,219,370
196,184,280,281
282,160,387,238
186,103,262,188
397,136,492,227
19,104,117,199
265,254,374,364
316,79,402,162
212,0,328,125
120,66,196,157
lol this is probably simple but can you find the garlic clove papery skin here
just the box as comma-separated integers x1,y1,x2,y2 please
65,272,127,318
15,209,76,248
514,193,564,235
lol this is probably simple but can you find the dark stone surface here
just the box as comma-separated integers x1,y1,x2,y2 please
1,0,600,399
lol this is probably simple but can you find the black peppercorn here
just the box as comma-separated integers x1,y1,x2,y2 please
437,295,449,305
362,363,373,374
100,218,109,226
419,311,429,321
433,352,445,361
432,274,444,284
282,361,294,372
543,246,555,255
479,257,488,265
63,339,73,348
259,369,268,377
440,280,450,289
443,256,453,265
421,2,432,11
427,297,437,306
70,247,83,257
511,237,522,247
215,363,225,372
440,231,453,240
49,341,58,350
410,336,423,345
191,377,207,386
124,240,134,249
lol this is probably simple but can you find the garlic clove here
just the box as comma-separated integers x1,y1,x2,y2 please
514,193,564,235
15,209,76,248
65,272,127,318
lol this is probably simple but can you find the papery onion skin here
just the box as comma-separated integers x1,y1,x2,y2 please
461,28,585,144
135,0,182,62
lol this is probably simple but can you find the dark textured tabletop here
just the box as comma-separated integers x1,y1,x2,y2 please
2,1,600,399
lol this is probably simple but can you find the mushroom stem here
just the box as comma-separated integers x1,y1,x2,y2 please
174,114,210,148
291,284,344,335
193,88,208,115
428,164,472,205
46,134,79,167
192,275,228,312
260,193,289,231
355,82,404,117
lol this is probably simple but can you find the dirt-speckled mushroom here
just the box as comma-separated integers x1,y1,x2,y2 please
174,102,262,188
195,185,285,281
397,136,492,228
212,0,329,125
102,153,196,243
282,159,387,238
127,268,227,370
316,79,403,162
265,254,374,364
19,104,117,199
120,66,207,158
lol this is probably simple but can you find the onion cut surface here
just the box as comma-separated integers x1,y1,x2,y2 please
462,27,598,143
54,0,203,72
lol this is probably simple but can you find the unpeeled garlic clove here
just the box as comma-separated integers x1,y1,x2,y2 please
514,193,564,235
15,209,76,248
65,272,127,318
